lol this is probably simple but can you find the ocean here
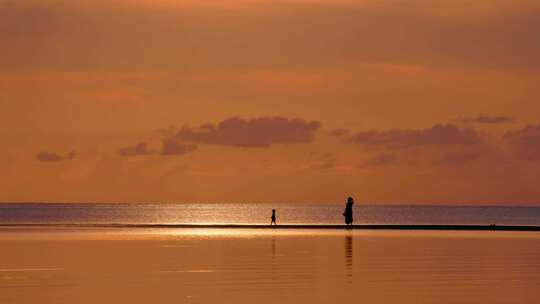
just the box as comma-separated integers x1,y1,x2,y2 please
1,203,539,226
1,203,540,304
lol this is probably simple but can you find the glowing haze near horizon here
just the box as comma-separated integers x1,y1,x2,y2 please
2,0,540,205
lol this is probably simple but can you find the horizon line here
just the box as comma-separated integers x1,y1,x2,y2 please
1,201,540,208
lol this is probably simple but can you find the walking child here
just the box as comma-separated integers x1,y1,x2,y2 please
271,209,277,226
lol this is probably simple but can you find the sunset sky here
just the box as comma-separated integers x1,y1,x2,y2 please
1,0,540,205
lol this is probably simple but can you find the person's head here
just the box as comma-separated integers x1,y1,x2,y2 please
272,209,276,213
348,197,354,203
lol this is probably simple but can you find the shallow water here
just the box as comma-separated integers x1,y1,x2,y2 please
1,203,540,225
0,229,539,304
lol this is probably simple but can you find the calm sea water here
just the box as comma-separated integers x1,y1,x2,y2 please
0,203,539,226
1,230,540,304
1,203,540,304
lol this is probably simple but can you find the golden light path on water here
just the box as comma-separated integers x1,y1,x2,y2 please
2,226,540,240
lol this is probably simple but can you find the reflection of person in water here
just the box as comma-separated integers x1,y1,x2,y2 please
345,235,353,279
343,197,354,229
271,209,277,226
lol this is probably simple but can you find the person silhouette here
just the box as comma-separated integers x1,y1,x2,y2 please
343,197,354,229
271,209,277,226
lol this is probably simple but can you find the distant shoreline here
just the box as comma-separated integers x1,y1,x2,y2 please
1,224,539,231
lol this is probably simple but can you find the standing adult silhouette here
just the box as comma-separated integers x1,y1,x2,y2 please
343,197,354,229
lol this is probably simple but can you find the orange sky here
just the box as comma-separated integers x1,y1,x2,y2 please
1,0,540,205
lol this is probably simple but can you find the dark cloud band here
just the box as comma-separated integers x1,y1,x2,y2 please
36,151,76,162
175,117,322,148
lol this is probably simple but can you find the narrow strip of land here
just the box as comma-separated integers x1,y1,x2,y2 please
0,223,539,231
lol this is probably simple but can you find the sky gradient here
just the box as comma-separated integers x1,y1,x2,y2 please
2,0,540,205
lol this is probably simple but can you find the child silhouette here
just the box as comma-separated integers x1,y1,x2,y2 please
271,209,277,226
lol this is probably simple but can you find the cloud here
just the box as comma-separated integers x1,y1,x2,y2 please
362,153,398,167
503,123,540,160
457,115,514,124
434,151,485,165
347,124,483,149
175,117,322,147
329,128,350,137
361,146,490,168
349,124,494,167
161,139,197,155
36,151,76,162
118,142,155,157
118,140,197,157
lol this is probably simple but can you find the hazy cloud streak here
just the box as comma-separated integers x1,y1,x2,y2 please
346,124,483,149
118,142,155,157
161,139,197,155
504,123,540,160
457,115,514,124
36,151,76,162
